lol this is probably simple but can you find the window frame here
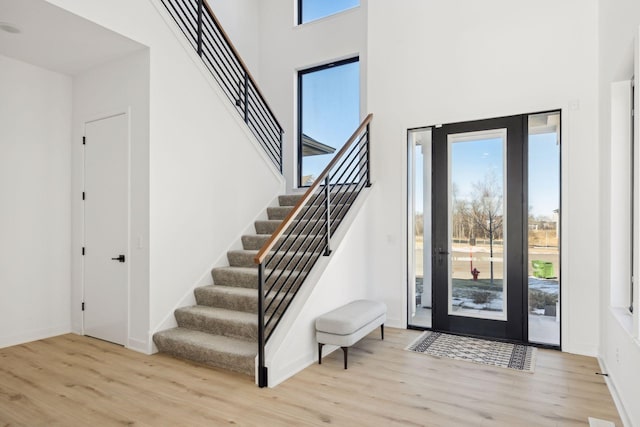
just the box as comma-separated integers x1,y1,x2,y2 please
631,76,636,314
297,56,360,187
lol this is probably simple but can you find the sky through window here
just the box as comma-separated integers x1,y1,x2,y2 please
299,0,360,24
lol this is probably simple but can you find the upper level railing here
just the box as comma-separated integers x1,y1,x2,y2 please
254,114,373,387
160,0,284,172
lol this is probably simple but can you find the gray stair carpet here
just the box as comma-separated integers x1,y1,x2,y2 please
153,193,343,379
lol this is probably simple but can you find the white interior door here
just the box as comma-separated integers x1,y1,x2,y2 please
83,113,128,345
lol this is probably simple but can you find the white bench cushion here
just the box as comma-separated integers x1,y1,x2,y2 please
315,300,387,335
316,314,386,347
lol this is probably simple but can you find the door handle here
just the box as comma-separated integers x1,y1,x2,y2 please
434,248,449,265
111,254,125,263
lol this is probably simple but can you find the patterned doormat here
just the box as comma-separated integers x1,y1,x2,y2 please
406,331,536,372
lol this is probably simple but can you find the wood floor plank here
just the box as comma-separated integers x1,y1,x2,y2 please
0,329,622,426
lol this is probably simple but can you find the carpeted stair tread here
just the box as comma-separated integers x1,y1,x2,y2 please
268,205,349,221
175,306,257,339
153,328,255,376
278,194,305,207
227,249,321,268
278,192,357,207
254,219,286,234
255,219,322,235
195,285,257,312
227,250,260,268
267,206,293,220
212,266,258,288
241,234,322,250
212,265,312,289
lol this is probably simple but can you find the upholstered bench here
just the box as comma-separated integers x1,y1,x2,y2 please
315,299,387,369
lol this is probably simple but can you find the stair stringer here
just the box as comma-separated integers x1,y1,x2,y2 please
262,187,374,387
150,188,284,353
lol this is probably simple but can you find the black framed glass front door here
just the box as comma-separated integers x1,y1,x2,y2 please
431,115,526,341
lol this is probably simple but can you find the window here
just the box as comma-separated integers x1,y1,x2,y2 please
298,58,359,186
527,111,561,346
408,127,432,329
298,0,359,25
610,79,634,317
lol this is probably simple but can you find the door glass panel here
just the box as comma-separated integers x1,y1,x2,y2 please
448,130,507,320
528,112,560,345
408,128,432,328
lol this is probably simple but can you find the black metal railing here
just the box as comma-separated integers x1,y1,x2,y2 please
254,114,373,387
160,0,284,172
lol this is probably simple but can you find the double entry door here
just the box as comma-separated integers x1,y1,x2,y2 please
409,112,561,345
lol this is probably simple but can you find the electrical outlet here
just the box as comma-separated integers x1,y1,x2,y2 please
616,347,620,364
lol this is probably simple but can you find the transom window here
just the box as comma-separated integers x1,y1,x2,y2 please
298,0,359,25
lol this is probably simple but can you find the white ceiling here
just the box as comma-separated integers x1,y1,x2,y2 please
0,0,145,75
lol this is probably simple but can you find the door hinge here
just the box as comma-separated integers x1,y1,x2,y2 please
82,192,85,200
81,302,85,311
82,247,85,256
83,136,86,145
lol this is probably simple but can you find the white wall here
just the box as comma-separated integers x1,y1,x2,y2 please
257,0,367,192
266,190,374,386
365,0,600,354
208,0,261,78
45,0,285,352
0,54,72,347
256,0,602,353
598,0,640,424
72,49,151,352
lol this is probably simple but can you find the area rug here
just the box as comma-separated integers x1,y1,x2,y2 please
406,331,536,372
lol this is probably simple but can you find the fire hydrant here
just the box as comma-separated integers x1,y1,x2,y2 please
471,268,480,281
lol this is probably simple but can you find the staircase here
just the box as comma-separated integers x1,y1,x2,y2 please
152,115,371,385
153,193,318,378
155,0,373,386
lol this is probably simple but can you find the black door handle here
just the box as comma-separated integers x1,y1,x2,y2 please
111,254,125,263
434,248,449,266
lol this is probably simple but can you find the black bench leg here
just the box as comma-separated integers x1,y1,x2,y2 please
342,347,348,369
318,343,324,364
381,324,384,340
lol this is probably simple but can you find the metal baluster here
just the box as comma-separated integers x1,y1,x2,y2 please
243,73,249,123
236,78,242,107
196,0,203,56
279,130,284,173
324,176,332,256
366,123,371,187
258,262,267,387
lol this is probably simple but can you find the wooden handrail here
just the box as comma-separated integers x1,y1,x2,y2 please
201,0,284,134
254,113,373,264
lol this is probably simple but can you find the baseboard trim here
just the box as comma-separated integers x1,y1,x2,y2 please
598,357,631,427
267,348,321,388
562,342,598,357
127,337,152,354
0,325,71,349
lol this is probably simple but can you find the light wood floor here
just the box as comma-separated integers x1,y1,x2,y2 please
0,329,621,426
